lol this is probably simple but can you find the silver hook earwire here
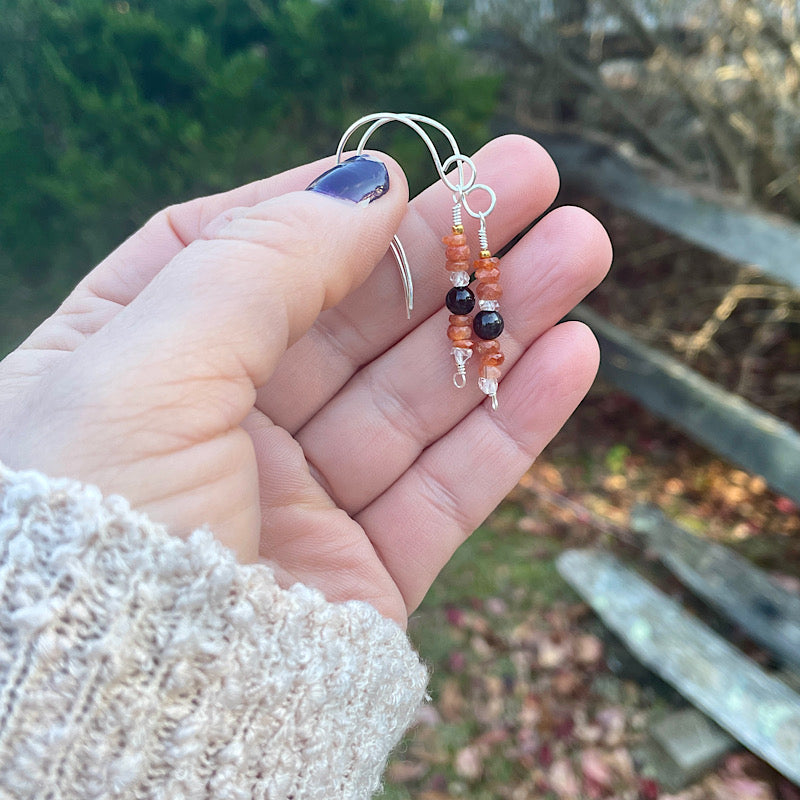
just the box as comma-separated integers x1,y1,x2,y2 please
389,235,413,318
335,113,478,318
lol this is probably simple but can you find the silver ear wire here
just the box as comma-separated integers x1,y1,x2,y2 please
389,236,413,319
335,113,481,319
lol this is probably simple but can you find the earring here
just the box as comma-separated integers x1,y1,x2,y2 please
472,215,504,410
444,199,475,389
444,174,502,409
333,112,503,409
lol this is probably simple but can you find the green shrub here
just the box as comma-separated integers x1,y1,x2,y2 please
0,0,498,350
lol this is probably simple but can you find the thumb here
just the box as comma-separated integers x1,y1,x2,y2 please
66,153,408,418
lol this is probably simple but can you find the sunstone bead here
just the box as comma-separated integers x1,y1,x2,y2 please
445,286,475,315
476,282,503,300
481,352,505,367
476,340,501,356
445,244,471,261
473,310,504,340
442,233,467,247
447,325,472,341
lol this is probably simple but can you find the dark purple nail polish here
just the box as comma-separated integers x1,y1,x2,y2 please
306,155,389,204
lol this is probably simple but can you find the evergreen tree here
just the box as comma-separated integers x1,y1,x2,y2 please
0,0,498,350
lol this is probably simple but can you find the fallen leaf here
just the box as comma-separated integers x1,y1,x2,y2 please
549,758,581,799
486,596,509,616
553,669,582,697
414,704,442,727
454,745,483,780
596,706,627,746
438,678,465,722
448,650,466,672
537,637,571,669
574,634,604,665
581,747,614,792
606,747,636,783
639,777,660,800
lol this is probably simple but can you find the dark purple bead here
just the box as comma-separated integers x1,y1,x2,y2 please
473,310,504,340
445,286,475,315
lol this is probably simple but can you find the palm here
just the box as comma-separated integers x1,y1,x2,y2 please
0,137,610,627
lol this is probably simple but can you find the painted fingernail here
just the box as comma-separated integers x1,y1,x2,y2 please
306,155,389,204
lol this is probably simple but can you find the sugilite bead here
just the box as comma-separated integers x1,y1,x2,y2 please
445,286,475,315
473,310,504,340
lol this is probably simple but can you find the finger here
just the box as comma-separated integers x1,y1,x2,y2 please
294,205,612,513
17,156,346,357
356,320,600,614
242,410,407,625
256,134,560,431
81,155,346,307
42,154,407,457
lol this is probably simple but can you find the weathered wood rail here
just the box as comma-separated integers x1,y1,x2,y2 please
502,126,800,502
568,305,800,504
532,130,800,289
557,549,800,785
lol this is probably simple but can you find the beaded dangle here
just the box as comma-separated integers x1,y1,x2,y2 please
472,215,504,410
444,199,475,389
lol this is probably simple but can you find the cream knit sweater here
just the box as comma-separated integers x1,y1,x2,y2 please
0,463,428,799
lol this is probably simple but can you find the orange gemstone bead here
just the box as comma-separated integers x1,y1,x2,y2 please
474,256,499,270
447,325,472,341
476,283,503,300
475,266,501,283
442,233,467,247
452,339,474,349
446,260,471,272
481,352,505,367
480,365,502,381
476,340,501,356
445,245,471,261
449,314,471,326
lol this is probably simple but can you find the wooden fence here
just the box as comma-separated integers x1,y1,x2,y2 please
505,127,800,786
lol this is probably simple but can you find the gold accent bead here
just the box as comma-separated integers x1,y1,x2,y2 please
452,224,464,235
480,249,492,259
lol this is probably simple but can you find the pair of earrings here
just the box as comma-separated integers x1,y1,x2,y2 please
335,113,504,409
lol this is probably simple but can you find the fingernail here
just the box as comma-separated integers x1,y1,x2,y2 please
306,155,389,204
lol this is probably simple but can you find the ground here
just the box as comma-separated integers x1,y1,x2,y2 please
384,381,799,799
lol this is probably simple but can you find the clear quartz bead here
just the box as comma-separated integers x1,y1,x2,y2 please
478,299,500,311
452,347,473,365
478,377,498,396
449,270,470,287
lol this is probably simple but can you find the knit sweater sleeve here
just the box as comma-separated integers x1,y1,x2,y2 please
0,463,428,800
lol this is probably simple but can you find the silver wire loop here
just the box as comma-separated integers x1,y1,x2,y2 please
334,113,498,318
453,370,468,389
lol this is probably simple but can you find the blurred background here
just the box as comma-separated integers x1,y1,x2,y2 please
2,1,799,798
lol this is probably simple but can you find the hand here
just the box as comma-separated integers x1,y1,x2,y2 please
0,136,611,627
